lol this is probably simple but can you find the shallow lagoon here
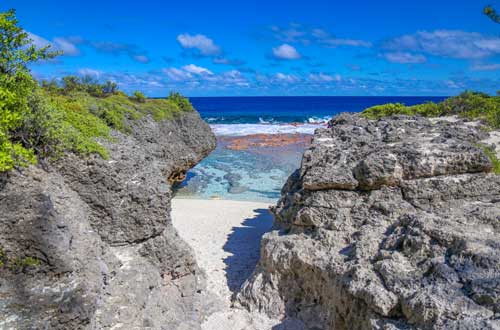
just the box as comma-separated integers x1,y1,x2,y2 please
176,135,308,202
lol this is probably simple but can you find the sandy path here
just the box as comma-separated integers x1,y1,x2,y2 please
171,199,281,330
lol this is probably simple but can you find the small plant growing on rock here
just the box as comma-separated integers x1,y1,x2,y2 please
480,145,500,175
0,247,41,271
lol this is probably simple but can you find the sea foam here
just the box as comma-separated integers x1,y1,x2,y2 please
210,123,325,136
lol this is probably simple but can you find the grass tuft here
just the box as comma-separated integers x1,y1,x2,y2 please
479,145,500,175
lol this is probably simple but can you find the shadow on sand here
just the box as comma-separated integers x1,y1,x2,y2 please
222,208,274,293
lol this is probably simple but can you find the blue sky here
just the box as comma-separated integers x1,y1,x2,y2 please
3,0,500,96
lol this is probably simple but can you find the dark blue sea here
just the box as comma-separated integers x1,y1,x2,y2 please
176,96,446,202
191,96,446,124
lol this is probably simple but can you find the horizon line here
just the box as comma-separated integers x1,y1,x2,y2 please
151,95,451,99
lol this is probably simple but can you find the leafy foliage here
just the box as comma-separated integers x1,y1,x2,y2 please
0,9,59,171
45,75,120,98
168,92,194,112
131,91,146,103
484,6,500,23
0,9,194,172
361,91,500,128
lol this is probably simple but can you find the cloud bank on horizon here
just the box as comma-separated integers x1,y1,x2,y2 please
4,0,500,96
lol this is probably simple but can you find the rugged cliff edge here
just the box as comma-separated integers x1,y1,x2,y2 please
0,111,216,329
238,114,500,329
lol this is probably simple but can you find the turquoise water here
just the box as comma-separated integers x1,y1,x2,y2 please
176,138,304,202
176,96,447,202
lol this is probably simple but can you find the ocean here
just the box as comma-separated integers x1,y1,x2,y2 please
175,96,446,202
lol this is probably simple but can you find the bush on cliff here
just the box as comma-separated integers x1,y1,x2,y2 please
0,9,59,171
131,91,147,103
0,9,194,172
361,91,500,128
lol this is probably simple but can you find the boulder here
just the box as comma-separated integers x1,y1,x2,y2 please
0,112,217,330
237,114,500,330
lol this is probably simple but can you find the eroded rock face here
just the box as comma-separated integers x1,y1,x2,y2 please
237,114,500,330
0,112,217,330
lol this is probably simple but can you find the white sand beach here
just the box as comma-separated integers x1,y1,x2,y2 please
171,199,281,330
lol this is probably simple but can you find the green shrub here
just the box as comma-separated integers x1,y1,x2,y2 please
407,102,443,117
102,80,118,95
0,9,59,171
168,92,194,112
131,91,146,103
361,91,500,128
361,103,408,119
440,91,500,127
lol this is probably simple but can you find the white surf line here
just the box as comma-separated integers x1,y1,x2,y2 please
171,198,280,330
210,123,325,136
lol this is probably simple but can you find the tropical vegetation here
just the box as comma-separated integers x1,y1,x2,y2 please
361,91,500,128
0,9,193,172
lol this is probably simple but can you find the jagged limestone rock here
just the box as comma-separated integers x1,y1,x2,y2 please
238,114,500,330
0,112,217,330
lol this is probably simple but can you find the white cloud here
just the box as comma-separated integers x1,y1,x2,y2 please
308,73,342,82
271,24,371,48
271,25,309,44
27,32,51,48
132,55,150,63
162,67,193,81
274,72,300,83
382,52,427,64
52,37,81,56
271,24,372,49
311,28,329,39
77,68,103,77
444,79,465,89
27,32,81,56
161,65,248,87
320,38,372,48
471,63,500,71
89,41,149,64
272,44,301,60
383,30,500,59
177,33,221,56
312,29,371,47
212,57,245,66
217,70,249,87
182,64,213,75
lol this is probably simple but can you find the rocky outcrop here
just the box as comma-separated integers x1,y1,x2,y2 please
0,112,216,330
237,114,500,329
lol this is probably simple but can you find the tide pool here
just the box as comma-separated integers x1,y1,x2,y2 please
175,136,306,202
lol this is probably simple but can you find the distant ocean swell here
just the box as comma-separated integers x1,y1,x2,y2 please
210,123,325,136
194,96,448,137
204,115,331,136
203,115,331,124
